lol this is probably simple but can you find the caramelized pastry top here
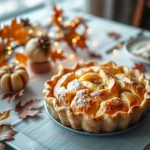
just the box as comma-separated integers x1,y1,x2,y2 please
47,61,146,116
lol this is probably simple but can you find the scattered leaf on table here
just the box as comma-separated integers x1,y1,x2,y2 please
88,51,102,58
0,124,18,141
15,99,41,119
2,90,24,103
15,53,28,66
20,18,31,27
0,111,10,123
0,18,28,46
132,63,146,72
107,32,121,40
50,50,66,63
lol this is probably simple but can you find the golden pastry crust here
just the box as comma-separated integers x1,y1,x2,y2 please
43,61,150,133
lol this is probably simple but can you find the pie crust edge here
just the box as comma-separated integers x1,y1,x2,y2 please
43,61,150,133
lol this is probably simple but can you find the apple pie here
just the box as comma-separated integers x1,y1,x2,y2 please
43,61,150,133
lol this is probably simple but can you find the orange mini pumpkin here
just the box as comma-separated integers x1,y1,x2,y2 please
0,64,29,92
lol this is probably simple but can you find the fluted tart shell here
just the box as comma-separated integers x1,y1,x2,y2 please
43,61,150,133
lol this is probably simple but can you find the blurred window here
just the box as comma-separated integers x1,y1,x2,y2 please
0,0,85,21
0,0,44,21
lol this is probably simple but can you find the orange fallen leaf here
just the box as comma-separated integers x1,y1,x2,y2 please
50,49,66,62
0,111,10,123
63,17,88,52
0,18,28,46
2,90,24,103
0,124,18,141
76,34,88,49
64,32,88,52
51,5,63,27
0,54,7,68
15,99,41,119
15,53,28,66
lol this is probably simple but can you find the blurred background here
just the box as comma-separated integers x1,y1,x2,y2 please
0,0,150,30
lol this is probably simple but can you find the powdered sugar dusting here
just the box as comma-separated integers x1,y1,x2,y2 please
67,79,81,91
52,62,145,115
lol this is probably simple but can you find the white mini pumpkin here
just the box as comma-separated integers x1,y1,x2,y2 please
25,38,49,63
0,64,29,92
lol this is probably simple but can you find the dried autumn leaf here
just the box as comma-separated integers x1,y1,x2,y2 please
132,63,146,72
0,42,3,54
51,5,63,27
0,111,10,123
15,99,41,119
0,18,28,46
2,90,24,103
0,124,18,141
69,17,88,33
76,34,88,49
0,54,7,68
64,32,77,52
15,53,28,66
107,32,121,40
64,32,88,52
53,5,63,17
50,50,66,62
88,51,102,58
63,17,88,52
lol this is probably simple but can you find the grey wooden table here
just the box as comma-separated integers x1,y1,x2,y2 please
0,8,150,150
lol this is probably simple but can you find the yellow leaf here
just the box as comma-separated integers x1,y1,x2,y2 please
0,110,10,123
